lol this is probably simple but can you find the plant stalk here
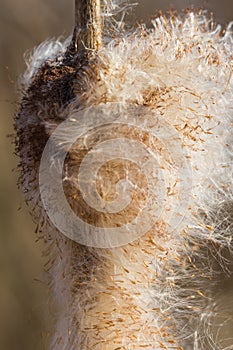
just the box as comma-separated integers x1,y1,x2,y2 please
70,0,102,54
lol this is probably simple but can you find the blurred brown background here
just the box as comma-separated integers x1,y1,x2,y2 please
0,1,232,349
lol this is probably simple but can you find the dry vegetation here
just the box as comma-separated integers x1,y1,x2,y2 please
0,1,233,349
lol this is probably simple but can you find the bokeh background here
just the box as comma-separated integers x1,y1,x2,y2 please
0,1,232,349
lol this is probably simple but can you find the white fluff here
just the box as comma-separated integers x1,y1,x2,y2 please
19,11,232,350
23,37,70,88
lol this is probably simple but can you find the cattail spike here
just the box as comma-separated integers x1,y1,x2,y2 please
16,6,233,349
69,0,102,54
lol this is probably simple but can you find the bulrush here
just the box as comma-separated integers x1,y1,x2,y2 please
15,1,232,349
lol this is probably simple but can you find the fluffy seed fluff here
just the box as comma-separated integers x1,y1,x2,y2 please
16,10,233,350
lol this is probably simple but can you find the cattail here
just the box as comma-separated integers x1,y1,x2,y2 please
15,1,232,349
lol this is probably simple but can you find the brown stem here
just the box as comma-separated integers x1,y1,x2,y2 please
70,0,102,54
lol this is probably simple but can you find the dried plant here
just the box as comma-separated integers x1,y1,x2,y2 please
15,1,233,349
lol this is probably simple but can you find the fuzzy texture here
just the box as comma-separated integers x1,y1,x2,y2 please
16,11,233,350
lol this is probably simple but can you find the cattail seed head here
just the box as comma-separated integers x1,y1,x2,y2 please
15,5,233,350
